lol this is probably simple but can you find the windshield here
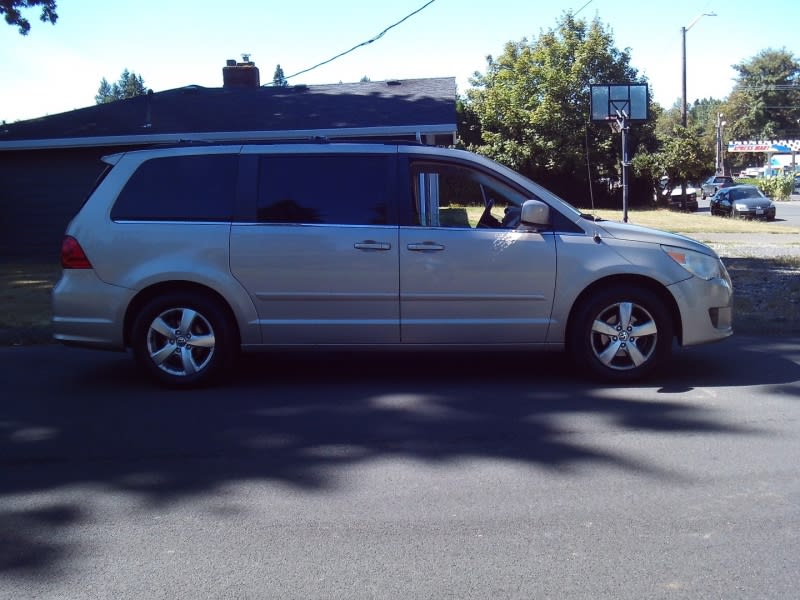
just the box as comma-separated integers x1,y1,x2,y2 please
731,187,764,200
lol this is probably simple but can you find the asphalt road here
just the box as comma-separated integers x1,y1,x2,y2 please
2,338,800,599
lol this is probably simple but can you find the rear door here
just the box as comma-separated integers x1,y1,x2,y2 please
230,147,400,344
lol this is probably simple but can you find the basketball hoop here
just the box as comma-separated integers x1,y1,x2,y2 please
590,84,649,225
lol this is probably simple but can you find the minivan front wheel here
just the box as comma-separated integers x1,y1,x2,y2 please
132,292,236,387
568,286,672,382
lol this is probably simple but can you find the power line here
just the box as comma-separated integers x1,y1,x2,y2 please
736,84,800,92
574,0,594,16
283,0,438,82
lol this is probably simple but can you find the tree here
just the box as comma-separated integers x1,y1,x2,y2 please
95,69,148,104
724,48,800,141
461,12,657,205
632,126,711,205
272,64,288,87
1,0,56,34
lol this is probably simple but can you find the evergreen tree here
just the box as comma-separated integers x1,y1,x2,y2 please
96,69,148,104
273,64,288,87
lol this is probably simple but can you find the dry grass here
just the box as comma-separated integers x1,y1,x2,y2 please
587,208,800,235
0,264,59,328
0,263,60,345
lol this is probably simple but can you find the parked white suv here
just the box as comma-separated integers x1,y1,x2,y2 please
53,142,733,386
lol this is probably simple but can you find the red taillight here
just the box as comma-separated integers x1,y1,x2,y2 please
60,236,92,269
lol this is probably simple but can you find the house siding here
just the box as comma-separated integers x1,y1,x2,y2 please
1,148,115,262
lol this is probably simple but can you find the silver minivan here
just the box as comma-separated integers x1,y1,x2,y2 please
53,142,733,386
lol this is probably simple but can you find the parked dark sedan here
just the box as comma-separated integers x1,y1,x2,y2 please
709,185,776,220
701,175,735,199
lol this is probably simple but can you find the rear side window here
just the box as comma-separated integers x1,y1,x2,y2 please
111,154,238,221
256,155,391,225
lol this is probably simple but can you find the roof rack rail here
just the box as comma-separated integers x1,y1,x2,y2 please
145,135,428,150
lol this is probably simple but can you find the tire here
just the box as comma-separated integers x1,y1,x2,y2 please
568,285,672,382
131,292,237,387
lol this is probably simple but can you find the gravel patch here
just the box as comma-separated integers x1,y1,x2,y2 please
692,233,800,259
686,233,800,335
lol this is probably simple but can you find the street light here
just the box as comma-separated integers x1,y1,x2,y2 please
681,12,716,127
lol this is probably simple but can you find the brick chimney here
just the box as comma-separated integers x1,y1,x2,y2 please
223,56,260,88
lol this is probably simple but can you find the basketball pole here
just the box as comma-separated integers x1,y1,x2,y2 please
616,110,630,223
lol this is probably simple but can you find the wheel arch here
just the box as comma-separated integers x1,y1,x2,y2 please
565,274,682,348
123,281,241,349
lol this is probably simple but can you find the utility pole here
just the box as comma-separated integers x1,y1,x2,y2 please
715,112,727,175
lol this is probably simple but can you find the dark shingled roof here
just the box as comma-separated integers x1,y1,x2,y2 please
1,77,457,149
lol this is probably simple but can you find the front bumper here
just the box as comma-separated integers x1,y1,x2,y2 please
668,269,734,346
737,207,776,220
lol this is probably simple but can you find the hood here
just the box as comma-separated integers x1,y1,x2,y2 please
593,219,716,255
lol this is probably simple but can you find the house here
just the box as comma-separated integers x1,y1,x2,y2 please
0,59,456,260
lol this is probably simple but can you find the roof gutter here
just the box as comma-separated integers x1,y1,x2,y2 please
0,125,456,151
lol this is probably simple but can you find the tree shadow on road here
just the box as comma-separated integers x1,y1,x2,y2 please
1,337,798,577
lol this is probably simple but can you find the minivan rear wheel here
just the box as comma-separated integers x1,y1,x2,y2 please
131,292,236,387
568,285,672,382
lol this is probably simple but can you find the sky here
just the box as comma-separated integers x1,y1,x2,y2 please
1,0,798,124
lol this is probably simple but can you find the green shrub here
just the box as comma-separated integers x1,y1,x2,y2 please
756,175,795,201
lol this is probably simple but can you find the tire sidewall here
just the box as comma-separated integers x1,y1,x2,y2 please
131,292,236,387
568,285,672,382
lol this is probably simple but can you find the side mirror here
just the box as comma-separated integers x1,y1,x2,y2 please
520,199,550,228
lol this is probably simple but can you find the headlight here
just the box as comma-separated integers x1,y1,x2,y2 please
662,246,722,280
735,203,749,211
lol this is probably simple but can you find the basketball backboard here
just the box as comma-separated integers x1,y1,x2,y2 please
590,83,649,122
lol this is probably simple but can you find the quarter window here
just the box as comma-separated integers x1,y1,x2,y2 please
111,155,237,221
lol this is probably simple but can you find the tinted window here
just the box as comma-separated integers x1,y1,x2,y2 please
257,155,390,225
111,155,237,221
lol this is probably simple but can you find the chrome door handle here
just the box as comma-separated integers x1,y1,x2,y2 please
407,242,445,251
354,241,391,251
